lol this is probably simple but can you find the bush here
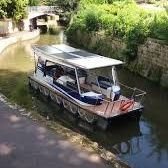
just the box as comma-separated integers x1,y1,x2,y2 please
40,25,48,34
48,25,60,35
150,13,168,42
85,10,101,31
67,0,168,61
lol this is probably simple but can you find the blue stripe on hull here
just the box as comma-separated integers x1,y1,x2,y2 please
49,81,103,105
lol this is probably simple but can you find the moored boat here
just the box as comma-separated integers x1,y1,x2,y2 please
28,44,146,130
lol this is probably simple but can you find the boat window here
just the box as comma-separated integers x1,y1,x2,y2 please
97,76,112,86
66,68,76,79
43,61,82,93
46,61,55,66
44,61,60,77
37,56,45,72
38,56,45,65
77,69,87,78
53,66,65,80
51,66,79,92
66,80,78,92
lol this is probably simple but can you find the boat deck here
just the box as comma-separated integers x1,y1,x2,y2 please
80,83,141,118
29,76,142,119
81,97,140,119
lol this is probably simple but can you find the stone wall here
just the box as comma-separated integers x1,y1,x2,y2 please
137,38,168,86
0,19,13,36
138,38,168,69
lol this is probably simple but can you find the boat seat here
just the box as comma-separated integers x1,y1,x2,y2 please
82,91,102,97
56,75,75,86
99,81,112,89
92,76,112,89
44,65,60,77
81,91,103,105
66,81,78,91
45,70,54,77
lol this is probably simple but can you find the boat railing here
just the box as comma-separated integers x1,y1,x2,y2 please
96,83,146,117
30,75,146,119
119,82,146,104
79,81,146,117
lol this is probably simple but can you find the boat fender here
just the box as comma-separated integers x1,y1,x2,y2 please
118,141,130,154
120,100,134,112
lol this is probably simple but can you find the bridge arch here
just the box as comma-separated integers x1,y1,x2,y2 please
25,6,60,31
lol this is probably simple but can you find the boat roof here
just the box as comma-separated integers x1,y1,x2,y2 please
33,44,123,70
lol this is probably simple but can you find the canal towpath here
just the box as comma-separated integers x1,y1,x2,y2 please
0,99,109,168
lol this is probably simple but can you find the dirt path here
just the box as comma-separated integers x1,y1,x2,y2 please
0,100,108,168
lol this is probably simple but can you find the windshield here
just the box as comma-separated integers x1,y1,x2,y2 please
112,66,119,85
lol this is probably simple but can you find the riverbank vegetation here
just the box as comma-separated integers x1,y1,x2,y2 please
0,0,28,21
66,0,168,61
147,0,168,8
48,25,60,35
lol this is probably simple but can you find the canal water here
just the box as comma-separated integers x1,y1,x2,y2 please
0,32,168,168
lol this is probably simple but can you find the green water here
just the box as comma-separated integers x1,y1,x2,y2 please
0,34,62,108
0,32,168,168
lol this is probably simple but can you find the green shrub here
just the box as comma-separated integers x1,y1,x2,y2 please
84,10,101,31
48,25,60,35
67,0,168,61
40,25,48,34
150,13,168,42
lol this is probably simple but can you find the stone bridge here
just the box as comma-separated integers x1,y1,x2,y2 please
27,6,62,19
24,6,61,31
0,6,61,35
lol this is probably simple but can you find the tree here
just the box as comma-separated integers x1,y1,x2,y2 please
28,0,39,6
0,0,28,21
39,0,48,5
59,0,80,11
46,0,57,6
47,0,80,12
0,0,10,18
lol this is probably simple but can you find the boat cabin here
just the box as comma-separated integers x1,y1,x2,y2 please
29,44,146,128
33,44,123,105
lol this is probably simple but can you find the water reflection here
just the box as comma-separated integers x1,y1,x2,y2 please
0,32,168,168
83,120,142,156
34,93,142,157
118,69,168,167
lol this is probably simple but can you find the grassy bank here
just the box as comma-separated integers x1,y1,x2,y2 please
66,0,168,61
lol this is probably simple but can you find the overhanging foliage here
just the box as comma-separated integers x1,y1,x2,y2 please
0,0,28,21
67,0,168,61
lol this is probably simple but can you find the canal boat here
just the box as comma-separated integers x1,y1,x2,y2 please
28,44,146,130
